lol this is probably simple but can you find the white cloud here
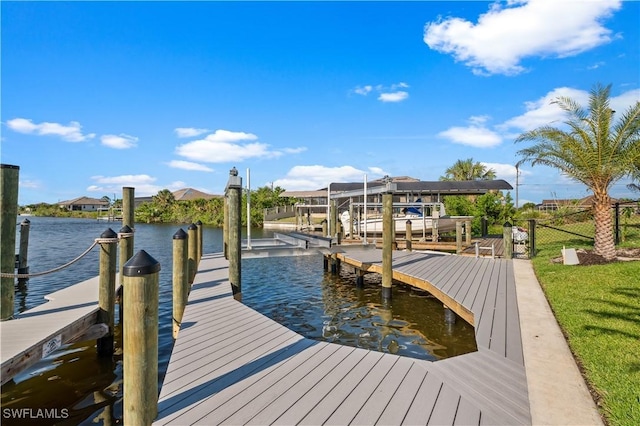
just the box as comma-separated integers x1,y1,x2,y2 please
166,160,214,172
282,147,308,154
353,85,373,96
424,0,621,75
101,133,138,149
351,82,410,102
378,91,409,103
6,118,95,142
273,165,388,191
87,174,187,197
438,118,503,148
174,127,210,138
501,86,639,132
176,129,292,163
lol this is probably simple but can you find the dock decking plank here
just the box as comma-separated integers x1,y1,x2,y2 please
349,355,416,425
155,248,532,425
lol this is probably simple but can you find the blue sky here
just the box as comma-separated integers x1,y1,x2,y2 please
2,0,639,206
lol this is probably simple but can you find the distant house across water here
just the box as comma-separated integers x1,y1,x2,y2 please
134,188,221,207
58,196,109,212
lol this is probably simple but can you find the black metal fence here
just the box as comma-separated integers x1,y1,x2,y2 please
511,200,640,258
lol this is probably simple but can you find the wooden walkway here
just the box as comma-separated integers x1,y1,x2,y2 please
0,276,111,385
155,249,531,425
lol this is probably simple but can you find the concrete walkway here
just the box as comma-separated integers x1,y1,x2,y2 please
513,259,603,425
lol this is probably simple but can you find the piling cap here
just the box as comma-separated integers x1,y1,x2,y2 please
123,250,161,276
21,218,31,225
101,228,118,239
173,228,187,239
503,221,512,227
196,220,203,226
188,223,198,230
119,224,133,233
0,164,20,170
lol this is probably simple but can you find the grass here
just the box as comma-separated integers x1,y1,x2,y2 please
531,240,640,426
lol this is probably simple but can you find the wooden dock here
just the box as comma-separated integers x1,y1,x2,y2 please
155,248,531,425
0,276,112,385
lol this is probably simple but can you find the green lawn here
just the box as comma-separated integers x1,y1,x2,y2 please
531,241,640,426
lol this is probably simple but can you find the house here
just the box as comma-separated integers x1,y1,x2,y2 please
134,188,221,207
58,196,110,212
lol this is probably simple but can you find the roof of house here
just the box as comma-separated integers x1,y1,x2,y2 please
58,196,109,206
172,188,221,201
319,178,513,194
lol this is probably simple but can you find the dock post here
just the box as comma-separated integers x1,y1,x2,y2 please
381,177,396,302
172,228,188,339
456,221,463,254
97,228,118,357
405,220,412,252
117,225,134,327
118,225,135,285
1,164,19,321
481,216,488,237
528,219,536,258
123,250,160,426
356,269,365,288
323,254,329,271
330,253,338,274
465,219,472,246
503,222,513,259
122,187,135,230
330,200,337,240
17,218,30,282
432,207,439,243
187,223,198,284
195,220,203,265
226,167,242,299
349,199,354,239
223,195,229,259
321,219,328,238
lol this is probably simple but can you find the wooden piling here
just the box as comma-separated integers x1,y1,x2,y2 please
17,218,30,278
123,250,160,426
187,223,198,284
405,220,412,252
321,219,328,238
97,228,118,356
118,225,134,285
356,269,365,288
172,228,188,339
382,191,393,301
122,187,135,230
465,219,472,246
330,200,337,240
223,195,229,259
503,222,513,259
226,167,242,298
1,164,19,321
456,221,463,254
195,220,203,265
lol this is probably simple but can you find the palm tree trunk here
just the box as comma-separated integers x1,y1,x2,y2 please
593,192,616,260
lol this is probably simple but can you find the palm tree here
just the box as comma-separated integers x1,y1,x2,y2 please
516,83,640,260
440,158,496,181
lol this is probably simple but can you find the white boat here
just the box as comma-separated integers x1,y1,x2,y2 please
340,202,469,237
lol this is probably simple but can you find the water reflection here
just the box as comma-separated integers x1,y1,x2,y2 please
242,255,477,361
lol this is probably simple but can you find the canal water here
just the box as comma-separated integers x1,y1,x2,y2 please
1,217,476,425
